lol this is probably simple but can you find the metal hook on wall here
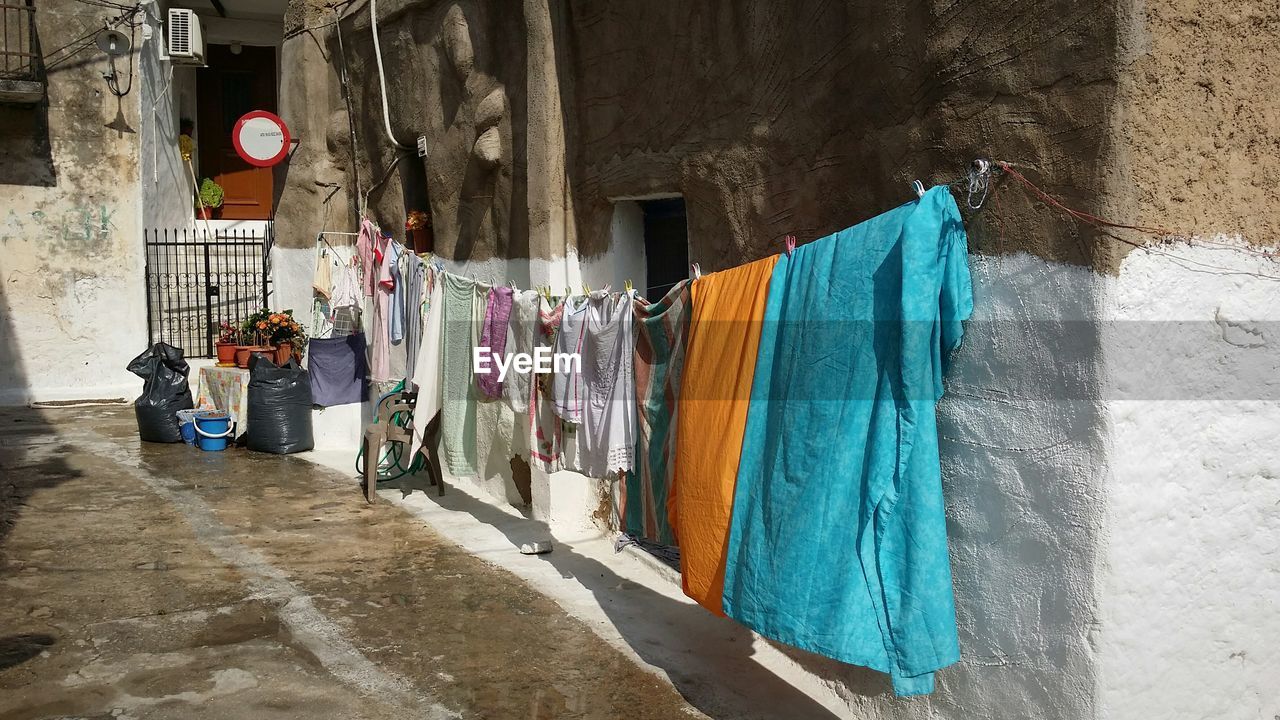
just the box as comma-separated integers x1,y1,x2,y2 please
966,159,992,210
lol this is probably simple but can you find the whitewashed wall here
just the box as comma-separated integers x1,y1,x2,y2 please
0,3,148,405
1098,238,1280,720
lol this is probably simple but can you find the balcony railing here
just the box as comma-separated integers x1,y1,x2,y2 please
1,2,42,103
0,2,36,81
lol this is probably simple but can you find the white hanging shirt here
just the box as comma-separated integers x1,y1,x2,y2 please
555,291,636,477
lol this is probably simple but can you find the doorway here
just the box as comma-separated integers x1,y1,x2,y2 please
640,198,688,299
196,44,277,220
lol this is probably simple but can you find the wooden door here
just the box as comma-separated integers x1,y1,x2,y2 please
196,44,277,220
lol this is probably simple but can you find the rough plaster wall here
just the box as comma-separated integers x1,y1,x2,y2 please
1108,1,1280,249
0,0,147,404
275,9,356,250
562,0,1122,272
297,0,529,261
1098,241,1280,720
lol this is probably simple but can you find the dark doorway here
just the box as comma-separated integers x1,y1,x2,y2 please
641,198,688,300
196,44,277,220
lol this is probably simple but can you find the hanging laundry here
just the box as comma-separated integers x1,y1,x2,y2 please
312,245,332,300
306,332,369,407
403,253,427,378
440,272,482,476
387,240,405,345
622,280,691,546
722,187,973,696
313,247,334,339
408,266,444,462
369,232,395,381
566,291,636,478
552,293,594,424
528,295,565,472
328,257,363,337
312,297,334,340
671,255,779,616
357,219,377,297
476,286,514,400
503,290,540,415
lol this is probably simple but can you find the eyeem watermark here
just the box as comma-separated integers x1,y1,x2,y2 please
473,347,580,381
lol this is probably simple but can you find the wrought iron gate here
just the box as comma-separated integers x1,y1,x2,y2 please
143,226,273,358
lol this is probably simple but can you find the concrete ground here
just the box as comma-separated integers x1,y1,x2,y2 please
0,405,713,719
1,405,868,720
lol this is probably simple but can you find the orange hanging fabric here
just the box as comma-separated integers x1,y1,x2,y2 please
671,254,779,615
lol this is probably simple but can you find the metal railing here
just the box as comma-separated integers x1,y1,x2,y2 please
144,226,274,358
0,2,36,81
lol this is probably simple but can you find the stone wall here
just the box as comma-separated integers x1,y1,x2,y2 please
0,0,147,404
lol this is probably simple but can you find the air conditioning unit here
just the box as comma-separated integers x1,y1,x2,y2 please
167,8,206,66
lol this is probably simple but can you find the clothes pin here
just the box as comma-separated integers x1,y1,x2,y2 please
911,179,926,198
690,262,702,280
784,234,796,257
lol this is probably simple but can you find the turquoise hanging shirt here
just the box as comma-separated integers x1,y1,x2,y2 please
723,186,972,696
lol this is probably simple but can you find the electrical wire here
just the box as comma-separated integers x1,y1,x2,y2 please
41,3,141,73
994,161,1280,281
104,15,136,97
332,6,364,221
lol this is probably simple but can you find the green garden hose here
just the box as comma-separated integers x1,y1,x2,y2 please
354,381,426,481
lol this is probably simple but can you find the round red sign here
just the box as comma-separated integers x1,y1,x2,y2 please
231,110,291,168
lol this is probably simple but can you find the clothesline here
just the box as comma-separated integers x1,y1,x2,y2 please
977,159,1280,282
308,186,972,694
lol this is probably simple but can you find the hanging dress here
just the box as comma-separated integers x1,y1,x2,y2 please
573,291,637,478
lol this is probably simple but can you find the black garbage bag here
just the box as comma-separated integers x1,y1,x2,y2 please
246,355,314,454
127,342,194,443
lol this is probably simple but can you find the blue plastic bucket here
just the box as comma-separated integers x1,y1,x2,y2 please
194,411,234,452
176,409,201,446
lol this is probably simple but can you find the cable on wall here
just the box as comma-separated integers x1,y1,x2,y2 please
368,0,409,151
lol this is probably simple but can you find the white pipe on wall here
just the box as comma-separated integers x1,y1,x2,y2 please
368,0,409,151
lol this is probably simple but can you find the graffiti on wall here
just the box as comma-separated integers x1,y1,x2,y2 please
0,203,120,248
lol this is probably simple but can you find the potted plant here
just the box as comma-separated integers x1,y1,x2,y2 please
215,321,239,366
406,209,433,253
237,308,276,368
197,178,224,220
265,310,306,365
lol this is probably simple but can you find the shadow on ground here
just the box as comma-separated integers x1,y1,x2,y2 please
391,469,885,719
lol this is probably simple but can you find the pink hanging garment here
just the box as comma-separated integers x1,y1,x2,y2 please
476,286,514,399
370,231,393,381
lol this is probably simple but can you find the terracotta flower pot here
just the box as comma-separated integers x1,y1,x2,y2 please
409,226,434,254
215,342,237,366
274,342,293,366
234,345,254,369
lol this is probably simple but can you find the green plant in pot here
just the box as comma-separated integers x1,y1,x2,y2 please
197,178,224,220
236,308,274,369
